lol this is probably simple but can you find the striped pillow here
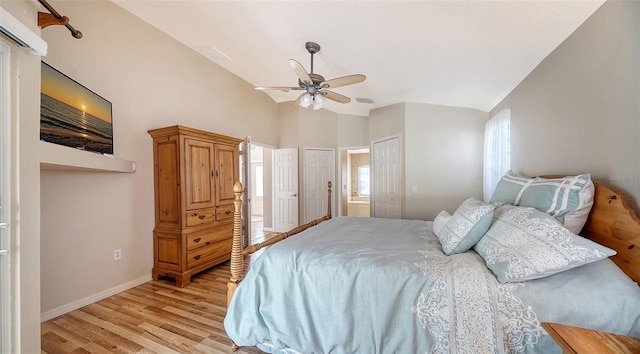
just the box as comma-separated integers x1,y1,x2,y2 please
490,171,594,234
489,170,536,205
518,174,594,234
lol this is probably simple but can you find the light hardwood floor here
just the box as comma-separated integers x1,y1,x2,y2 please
41,221,274,354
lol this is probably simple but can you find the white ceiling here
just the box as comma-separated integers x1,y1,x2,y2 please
112,1,605,116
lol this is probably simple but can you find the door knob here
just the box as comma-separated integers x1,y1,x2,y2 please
291,194,298,197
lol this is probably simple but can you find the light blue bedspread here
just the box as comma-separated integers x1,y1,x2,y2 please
224,216,640,353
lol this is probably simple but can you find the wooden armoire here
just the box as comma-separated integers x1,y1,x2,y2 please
148,125,241,287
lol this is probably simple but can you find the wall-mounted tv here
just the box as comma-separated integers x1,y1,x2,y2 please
40,61,113,155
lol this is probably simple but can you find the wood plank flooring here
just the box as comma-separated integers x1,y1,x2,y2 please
41,261,263,354
42,221,275,354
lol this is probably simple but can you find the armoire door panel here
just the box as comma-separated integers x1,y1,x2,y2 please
155,138,181,228
185,138,216,210
215,144,239,206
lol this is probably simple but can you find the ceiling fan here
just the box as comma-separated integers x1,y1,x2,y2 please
255,42,366,110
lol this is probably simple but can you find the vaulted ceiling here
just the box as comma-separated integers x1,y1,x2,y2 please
112,1,605,116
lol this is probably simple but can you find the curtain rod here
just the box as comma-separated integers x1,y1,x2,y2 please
37,0,82,39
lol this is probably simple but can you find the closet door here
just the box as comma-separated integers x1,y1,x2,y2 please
372,135,401,219
184,138,216,210
274,147,299,232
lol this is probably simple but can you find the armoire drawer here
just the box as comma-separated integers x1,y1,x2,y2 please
186,225,232,251
186,238,232,268
216,204,235,221
186,208,216,227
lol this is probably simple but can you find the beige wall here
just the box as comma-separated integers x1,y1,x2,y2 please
298,106,338,149
337,113,369,147
39,0,279,323
404,103,487,220
369,102,405,142
276,102,299,148
491,0,640,212
368,102,486,220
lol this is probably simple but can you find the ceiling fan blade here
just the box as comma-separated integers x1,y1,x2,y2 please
322,74,366,89
289,59,313,86
255,86,302,92
323,90,351,104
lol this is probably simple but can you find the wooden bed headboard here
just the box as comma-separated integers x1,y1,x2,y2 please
580,182,640,285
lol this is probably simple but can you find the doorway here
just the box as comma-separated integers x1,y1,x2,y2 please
339,148,371,217
248,144,275,244
241,142,275,244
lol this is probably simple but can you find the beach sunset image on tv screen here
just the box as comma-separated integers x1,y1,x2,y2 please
40,62,113,154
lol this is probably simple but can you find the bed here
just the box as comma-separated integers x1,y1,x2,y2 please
224,175,640,353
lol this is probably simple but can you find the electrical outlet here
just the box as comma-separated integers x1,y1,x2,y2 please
113,249,122,261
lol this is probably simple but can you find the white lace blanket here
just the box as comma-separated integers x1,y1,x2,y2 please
413,232,541,353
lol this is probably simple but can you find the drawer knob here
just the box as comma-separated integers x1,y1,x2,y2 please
194,255,201,260
225,210,231,215
193,237,201,243
198,215,206,220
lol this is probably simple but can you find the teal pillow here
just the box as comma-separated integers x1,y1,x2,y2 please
489,170,536,204
518,174,594,234
489,171,594,234
474,205,615,283
436,198,495,255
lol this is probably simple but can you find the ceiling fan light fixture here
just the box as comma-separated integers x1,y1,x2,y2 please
261,42,366,110
299,92,312,108
313,93,325,110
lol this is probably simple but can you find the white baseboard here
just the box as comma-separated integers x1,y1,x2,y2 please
40,274,151,322
263,227,273,232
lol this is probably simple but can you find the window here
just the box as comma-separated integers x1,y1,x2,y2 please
483,109,511,202
358,165,370,196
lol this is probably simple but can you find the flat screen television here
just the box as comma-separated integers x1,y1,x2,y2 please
40,61,113,155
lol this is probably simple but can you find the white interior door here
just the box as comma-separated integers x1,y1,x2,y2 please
372,136,402,219
274,148,298,232
303,148,334,223
0,40,11,354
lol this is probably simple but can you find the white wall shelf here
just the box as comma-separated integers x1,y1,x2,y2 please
39,141,136,173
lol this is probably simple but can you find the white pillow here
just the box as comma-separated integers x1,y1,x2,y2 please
433,210,451,237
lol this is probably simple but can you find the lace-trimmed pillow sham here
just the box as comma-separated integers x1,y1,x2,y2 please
474,204,615,283
436,198,495,255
